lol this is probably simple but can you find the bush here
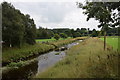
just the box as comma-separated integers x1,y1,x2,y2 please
54,34,60,40
60,33,68,38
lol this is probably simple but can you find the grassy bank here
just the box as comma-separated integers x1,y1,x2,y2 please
2,43,55,66
2,37,86,66
50,37,86,47
2,58,37,74
36,38,119,78
100,36,118,50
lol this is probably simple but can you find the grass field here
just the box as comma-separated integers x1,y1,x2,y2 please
36,38,56,42
36,38,119,78
100,36,118,50
36,37,71,42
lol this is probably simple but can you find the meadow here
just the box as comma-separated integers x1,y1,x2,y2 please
36,37,119,78
100,36,119,50
36,37,72,42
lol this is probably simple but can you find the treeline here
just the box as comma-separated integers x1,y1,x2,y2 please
36,27,119,39
2,2,36,48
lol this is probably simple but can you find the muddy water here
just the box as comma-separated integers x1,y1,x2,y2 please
2,41,82,80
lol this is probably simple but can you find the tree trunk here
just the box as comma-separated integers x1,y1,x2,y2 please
104,31,106,50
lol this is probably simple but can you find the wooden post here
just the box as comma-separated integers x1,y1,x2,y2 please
104,31,106,50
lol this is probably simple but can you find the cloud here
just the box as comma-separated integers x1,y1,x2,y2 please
11,2,100,30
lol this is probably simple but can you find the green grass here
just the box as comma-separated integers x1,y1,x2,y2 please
36,38,56,42
55,53,60,55
36,37,72,42
35,38,119,78
100,36,118,50
2,43,55,64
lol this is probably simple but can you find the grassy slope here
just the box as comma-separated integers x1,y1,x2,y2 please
36,38,119,78
100,37,118,50
2,43,55,64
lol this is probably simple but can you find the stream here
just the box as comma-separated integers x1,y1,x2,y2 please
2,40,82,80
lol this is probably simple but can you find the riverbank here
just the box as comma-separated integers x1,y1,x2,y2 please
2,39,84,79
2,37,86,67
36,37,119,78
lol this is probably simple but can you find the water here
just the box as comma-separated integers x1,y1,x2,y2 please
37,51,65,74
2,41,81,80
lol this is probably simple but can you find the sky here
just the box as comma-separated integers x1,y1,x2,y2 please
2,0,101,30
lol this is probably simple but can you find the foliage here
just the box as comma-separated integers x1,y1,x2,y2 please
2,2,36,47
36,27,54,39
7,61,25,67
81,2,120,29
72,32,81,38
91,29,98,37
78,1,120,50
54,34,60,40
55,53,60,55
60,33,68,38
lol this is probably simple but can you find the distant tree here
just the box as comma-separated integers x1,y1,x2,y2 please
70,29,75,37
91,29,98,37
65,30,72,37
73,32,81,38
36,27,53,39
80,28,87,36
60,33,68,38
76,28,80,32
54,34,60,40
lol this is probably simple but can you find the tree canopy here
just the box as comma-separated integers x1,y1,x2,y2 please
2,2,36,47
78,1,120,50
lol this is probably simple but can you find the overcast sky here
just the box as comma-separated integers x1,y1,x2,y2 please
3,0,101,30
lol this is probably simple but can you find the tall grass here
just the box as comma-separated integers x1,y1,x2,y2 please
2,43,55,65
36,37,119,78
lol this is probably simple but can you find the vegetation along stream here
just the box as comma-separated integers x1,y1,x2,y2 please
2,40,83,80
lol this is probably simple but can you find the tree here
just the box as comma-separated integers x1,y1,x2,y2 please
2,2,37,47
60,33,68,38
36,27,54,39
80,28,87,36
54,34,60,40
91,29,98,37
73,32,81,38
78,1,120,50
24,14,36,45
2,2,25,47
